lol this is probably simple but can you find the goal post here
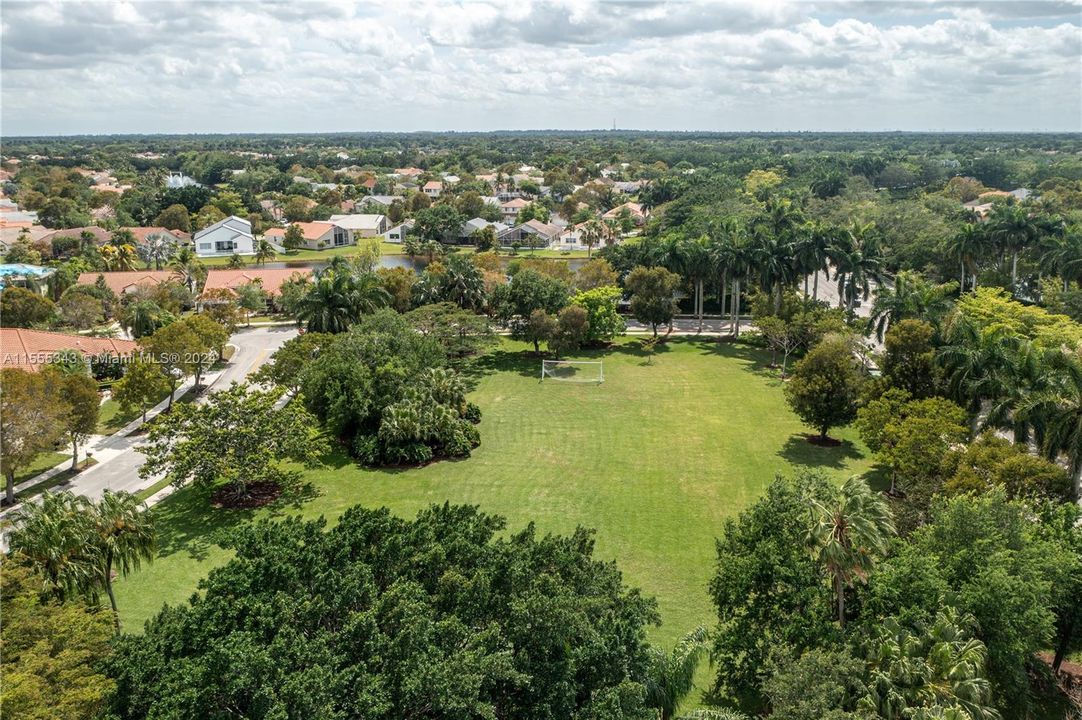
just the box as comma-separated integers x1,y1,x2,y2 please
540,360,604,384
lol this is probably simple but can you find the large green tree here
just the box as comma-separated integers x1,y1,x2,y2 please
140,383,326,500
103,504,661,720
784,336,863,442
0,368,66,505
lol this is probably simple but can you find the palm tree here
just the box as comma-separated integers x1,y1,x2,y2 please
136,231,177,271
295,265,390,333
441,254,487,311
866,270,958,342
101,243,138,271
832,222,883,316
7,491,97,601
1019,349,1082,498
666,234,713,333
91,490,155,633
859,610,1000,720
1039,226,1082,291
950,223,986,293
796,223,832,299
807,476,895,628
751,197,804,312
253,238,277,266
581,219,605,258
644,627,709,720
170,246,206,293
937,315,1027,438
986,203,1041,293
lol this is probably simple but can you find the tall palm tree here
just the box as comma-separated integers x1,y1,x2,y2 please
807,476,895,628
91,490,155,633
1039,226,1082,291
253,238,277,266
581,219,604,258
1019,349,1082,498
986,203,1041,293
666,234,713,333
644,626,709,720
136,231,177,271
7,491,97,601
751,197,804,313
866,270,958,342
936,315,1026,438
950,223,986,293
796,223,832,300
833,222,883,316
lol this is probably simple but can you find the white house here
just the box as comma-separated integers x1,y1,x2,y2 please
193,216,255,257
383,220,415,244
327,214,389,237
263,221,350,251
423,181,443,198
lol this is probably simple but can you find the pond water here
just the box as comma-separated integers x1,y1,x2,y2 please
257,254,588,274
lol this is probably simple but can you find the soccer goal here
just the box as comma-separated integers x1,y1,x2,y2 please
540,360,604,384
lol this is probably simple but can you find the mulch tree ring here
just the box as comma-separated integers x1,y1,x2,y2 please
804,433,842,447
211,481,282,509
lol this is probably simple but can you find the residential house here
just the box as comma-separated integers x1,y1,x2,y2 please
0,327,139,372
264,221,349,251
202,268,313,298
457,217,509,244
393,167,424,179
77,270,177,295
326,214,389,237
40,226,112,246
498,219,563,249
423,181,443,198
602,201,646,227
360,177,377,192
193,216,255,257
499,197,529,223
383,220,415,244
362,195,403,209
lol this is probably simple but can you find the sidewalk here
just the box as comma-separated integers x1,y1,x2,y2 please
1,365,229,520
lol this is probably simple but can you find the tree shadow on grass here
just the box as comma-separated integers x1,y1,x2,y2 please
778,433,865,470
151,485,255,562
461,348,550,384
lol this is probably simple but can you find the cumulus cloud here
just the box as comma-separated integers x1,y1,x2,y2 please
0,0,1078,134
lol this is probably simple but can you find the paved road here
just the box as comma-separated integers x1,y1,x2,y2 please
68,325,298,501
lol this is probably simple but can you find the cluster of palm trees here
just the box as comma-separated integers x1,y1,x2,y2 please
7,489,154,634
950,203,1069,294
294,256,391,333
629,198,886,333
937,315,1082,497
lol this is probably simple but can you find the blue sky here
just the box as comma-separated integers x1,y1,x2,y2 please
2,0,1080,135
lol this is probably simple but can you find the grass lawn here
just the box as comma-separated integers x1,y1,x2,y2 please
197,242,409,266
117,337,874,653
13,451,70,486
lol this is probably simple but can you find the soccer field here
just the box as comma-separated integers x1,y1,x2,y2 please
116,337,875,649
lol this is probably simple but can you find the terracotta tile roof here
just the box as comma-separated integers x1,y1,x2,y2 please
40,226,112,245
361,177,377,189
77,271,178,295
287,221,335,241
202,268,313,297
394,167,424,177
501,198,529,209
0,328,139,372
125,226,191,242
423,181,443,190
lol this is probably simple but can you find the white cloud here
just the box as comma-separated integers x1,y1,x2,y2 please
0,0,1078,134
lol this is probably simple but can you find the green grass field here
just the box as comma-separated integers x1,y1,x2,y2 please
115,338,874,651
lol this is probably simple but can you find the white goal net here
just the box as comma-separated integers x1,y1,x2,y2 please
540,360,604,383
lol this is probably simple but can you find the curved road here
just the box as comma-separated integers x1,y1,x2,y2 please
65,325,298,501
